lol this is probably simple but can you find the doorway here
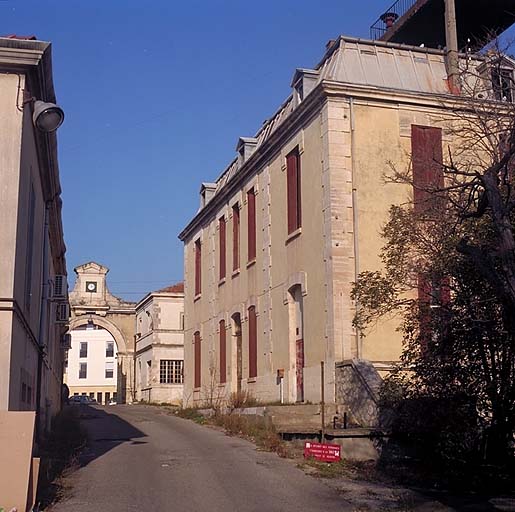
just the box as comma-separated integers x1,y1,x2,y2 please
232,313,242,393
289,285,304,403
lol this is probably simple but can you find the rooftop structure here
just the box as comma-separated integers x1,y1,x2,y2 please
370,0,515,49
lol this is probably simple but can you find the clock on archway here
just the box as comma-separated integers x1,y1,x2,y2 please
85,281,97,293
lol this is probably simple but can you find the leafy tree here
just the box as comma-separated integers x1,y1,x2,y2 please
353,43,515,467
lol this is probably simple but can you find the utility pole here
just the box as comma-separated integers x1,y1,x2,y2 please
445,0,460,93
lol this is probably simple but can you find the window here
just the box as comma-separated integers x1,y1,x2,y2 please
105,361,114,379
89,392,95,399
248,306,257,379
219,216,226,280
79,342,88,358
194,331,201,388
492,67,514,102
106,341,114,358
194,238,202,296
180,312,185,330
97,392,102,404
247,189,256,262
411,125,443,214
219,319,226,384
79,363,87,379
286,148,301,234
159,360,184,384
232,204,240,271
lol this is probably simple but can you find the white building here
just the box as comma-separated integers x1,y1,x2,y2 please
135,284,184,404
65,324,118,404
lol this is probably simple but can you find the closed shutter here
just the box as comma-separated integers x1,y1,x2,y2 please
194,331,201,388
287,148,301,234
247,189,256,262
219,320,226,384
248,306,257,379
411,125,443,214
233,204,240,271
195,239,202,296
219,217,226,280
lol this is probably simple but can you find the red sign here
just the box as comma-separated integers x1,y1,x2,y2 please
303,441,341,462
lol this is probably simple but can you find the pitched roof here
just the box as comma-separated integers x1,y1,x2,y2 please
154,282,184,294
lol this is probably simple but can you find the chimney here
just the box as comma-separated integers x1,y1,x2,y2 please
380,12,399,29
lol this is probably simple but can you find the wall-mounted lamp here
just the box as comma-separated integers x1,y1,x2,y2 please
32,100,64,132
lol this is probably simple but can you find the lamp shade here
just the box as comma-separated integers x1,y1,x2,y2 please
32,100,64,132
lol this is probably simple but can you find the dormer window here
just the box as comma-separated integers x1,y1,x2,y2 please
200,183,216,208
492,67,514,102
290,68,319,108
236,137,257,166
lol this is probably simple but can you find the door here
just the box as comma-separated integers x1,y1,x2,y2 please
232,313,243,393
296,339,304,403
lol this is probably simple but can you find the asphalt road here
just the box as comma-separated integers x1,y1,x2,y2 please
51,404,350,512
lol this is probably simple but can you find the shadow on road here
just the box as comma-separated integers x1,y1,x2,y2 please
74,404,147,468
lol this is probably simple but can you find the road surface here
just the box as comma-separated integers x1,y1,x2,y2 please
50,404,350,512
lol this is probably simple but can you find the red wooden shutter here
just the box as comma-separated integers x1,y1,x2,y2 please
411,125,443,214
219,320,226,384
247,189,256,262
287,148,301,234
219,217,226,280
194,331,201,388
233,204,240,271
194,239,202,296
248,306,257,379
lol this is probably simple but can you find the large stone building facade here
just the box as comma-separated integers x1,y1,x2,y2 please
135,284,184,404
0,36,68,435
69,262,185,404
179,31,515,407
68,262,136,403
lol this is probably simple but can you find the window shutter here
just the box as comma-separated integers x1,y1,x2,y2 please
194,331,201,388
219,217,226,280
248,306,257,379
219,320,226,384
287,149,301,233
233,204,240,271
194,239,202,296
411,125,443,213
247,189,256,262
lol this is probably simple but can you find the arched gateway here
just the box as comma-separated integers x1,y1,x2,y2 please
67,262,136,403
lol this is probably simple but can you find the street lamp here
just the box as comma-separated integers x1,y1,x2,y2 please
32,100,64,132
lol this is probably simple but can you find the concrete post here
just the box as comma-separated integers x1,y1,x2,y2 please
445,0,460,93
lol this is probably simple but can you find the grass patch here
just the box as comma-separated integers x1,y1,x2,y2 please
36,406,87,509
175,407,208,424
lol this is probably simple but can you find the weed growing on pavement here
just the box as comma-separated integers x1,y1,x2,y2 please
36,406,87,509
175,407,207,424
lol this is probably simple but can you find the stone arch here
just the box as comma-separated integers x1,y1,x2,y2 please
68,315,130,355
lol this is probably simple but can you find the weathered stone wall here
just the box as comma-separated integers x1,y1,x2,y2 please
335,359,382,428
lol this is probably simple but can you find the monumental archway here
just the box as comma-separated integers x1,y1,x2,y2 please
68,262,136,403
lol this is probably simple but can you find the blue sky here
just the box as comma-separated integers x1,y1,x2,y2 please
2,1,513,301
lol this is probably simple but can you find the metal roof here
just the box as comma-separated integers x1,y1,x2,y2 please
185,35,498,222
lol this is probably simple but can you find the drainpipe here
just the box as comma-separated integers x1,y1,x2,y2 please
445,0,460,93
349,97,362,359
36,201,50,441
133,334,137,403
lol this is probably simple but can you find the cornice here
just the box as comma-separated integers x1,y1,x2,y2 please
179,79,503,242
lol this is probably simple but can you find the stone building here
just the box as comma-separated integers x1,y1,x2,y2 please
0,36,68,435
68,262,136,403
179,2,515,409
135,284,185,404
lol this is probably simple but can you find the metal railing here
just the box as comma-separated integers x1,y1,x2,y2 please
370,0,419,40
